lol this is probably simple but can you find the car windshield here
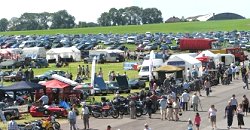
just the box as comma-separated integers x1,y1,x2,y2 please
43,71,52,76
141,66,149,72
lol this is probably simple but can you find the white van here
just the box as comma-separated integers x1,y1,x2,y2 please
138,59,163,80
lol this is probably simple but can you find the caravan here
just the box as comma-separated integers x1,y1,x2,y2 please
138,59,163,81
85,49,125,63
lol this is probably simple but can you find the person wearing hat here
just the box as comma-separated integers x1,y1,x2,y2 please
159,95,167,120
144,123,152,130
81,102,90,130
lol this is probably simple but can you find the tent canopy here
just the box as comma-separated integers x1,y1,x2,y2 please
154,65,183,72
166,54,201,65
42,79,70,89
0,81,45,92
196,50,217,58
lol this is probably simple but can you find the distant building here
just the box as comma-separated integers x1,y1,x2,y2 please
165,16,181,23
207,13,245,21
186,12,245,21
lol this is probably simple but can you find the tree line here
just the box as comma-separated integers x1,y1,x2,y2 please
0,6,163,32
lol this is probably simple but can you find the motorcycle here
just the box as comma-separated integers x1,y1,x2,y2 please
92,102,119,119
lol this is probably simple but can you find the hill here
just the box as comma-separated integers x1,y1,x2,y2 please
0,19,250,35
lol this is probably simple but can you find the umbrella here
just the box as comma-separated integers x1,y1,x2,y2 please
73,84,93,90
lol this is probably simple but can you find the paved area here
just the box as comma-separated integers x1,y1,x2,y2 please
61,78,250,130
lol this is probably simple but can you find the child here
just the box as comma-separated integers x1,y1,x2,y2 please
194,113,201,130
188,118,193,130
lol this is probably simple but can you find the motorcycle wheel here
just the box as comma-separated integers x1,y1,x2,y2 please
52,122,60,130
142,109,147,115
111,110,119,119
92,112,100,118
47,127,54,130
136,110,142,117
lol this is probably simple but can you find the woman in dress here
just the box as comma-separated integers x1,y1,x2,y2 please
237,104,245,129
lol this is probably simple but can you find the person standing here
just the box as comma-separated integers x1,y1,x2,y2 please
7,119,19,130
38,94,49,106
181,90,190,111
242,95,249,116
230,94,238,112
172,99,180,121
82,103,90,130
204,79,211,96
145,97,153,118
187,118,193,130
187,68,192,81
166,98,173,121
225,101,234,129
159,96,167,120
208,105,217,129
194,113,201,130
243,72,249,89
81,65,85,77
191,93,200,111
86,65,90,78
236,104,244,129
77,65,82,76
129,98,136,119
235,65,240,80
68,107,77,130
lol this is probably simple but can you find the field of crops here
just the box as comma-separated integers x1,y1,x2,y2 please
0,19,250,35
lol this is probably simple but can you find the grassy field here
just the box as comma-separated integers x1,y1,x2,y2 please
0,19,250,35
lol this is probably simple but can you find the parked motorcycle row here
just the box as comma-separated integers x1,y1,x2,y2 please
87,94,160,119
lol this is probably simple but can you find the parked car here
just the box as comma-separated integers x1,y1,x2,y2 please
29,104,68,117
30,58,49,68
144,44,158,51
3,71,22,82
0,102,21,120
34,70,66,81
128,78,146,89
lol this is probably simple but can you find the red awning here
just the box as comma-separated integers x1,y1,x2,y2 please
42,79,70,89
196,56,210,62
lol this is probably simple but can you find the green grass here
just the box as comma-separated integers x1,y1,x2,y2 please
0,19,250,35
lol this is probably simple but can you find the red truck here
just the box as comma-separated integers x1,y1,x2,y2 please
179,38,217,51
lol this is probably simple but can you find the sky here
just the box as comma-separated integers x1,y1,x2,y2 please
0,0,249,23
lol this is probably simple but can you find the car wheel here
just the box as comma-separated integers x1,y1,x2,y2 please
44,110,50,115
11,78,16,82
44,78,48,81
5,114,11,121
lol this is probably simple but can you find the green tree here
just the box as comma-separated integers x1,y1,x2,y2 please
142,8,163,24
50,10,75,29
0,18,9,31
8,17,21,31
97,12,111,26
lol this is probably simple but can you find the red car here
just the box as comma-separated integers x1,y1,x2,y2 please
29,105,68,118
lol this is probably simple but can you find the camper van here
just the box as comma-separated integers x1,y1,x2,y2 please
218,54,235,66
138,59,163,81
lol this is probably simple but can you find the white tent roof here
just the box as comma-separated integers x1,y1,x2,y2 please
47,47,80,54
196,50,217,58
166,54,201,65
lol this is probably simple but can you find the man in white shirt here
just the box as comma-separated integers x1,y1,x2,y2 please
181,90,190,111
38,94,49,105
81,102,90,130
191,93,200,111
